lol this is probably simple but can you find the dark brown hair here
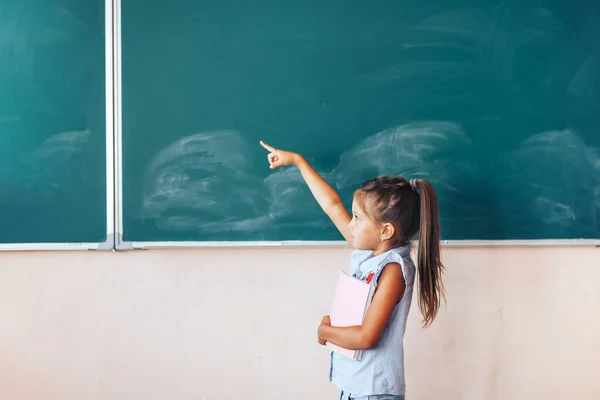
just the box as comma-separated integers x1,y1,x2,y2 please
355,176,445,327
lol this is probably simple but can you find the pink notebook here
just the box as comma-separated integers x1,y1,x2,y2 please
326,270,375,360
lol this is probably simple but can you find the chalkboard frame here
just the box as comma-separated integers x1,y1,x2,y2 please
0,0,115,252
113,1,600,250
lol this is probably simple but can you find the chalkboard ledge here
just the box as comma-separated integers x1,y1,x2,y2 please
0,238,114,252
116,239,600,251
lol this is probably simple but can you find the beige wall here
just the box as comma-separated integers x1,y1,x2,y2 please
0,246,598,400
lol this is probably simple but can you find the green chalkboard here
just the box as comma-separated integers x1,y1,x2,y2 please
122,0,600,242
0,1,107,245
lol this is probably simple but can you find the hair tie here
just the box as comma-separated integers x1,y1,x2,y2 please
409,179,419,193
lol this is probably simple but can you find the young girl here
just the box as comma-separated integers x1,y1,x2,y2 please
260,141,445,400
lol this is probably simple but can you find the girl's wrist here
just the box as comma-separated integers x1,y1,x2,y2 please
293,153,305,166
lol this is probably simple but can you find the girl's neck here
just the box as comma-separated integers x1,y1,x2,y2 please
372,244,394,256
371,239,408,256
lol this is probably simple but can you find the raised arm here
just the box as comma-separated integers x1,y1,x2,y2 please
260,141,352,245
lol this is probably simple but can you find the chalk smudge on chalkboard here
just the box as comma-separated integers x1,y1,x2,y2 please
532,198,575,226
155,214,274,233
261,167,333,230
567,47,600,99
264,168,323,218
13,129,90,195
143,130,272,232
143,129,332,233
501,129,600,235
331,121,473,195
144,130,249,179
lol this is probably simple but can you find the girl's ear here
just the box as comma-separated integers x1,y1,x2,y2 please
381,222,396,241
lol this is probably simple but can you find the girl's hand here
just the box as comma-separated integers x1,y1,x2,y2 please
259,141,301,169
317,315,331,345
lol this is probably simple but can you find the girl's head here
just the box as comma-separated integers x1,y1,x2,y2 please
350,176,445,327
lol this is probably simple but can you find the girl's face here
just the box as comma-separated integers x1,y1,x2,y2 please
348,197,384,251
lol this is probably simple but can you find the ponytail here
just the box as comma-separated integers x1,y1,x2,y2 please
414,179,445,327
355,176,446,327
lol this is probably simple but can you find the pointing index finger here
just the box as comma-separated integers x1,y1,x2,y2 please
259,140,277,153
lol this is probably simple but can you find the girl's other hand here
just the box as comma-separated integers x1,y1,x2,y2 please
317,315,331,345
